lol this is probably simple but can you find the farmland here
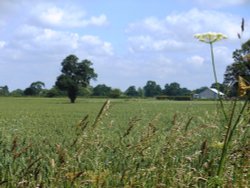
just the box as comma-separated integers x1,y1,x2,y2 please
0,97,249,187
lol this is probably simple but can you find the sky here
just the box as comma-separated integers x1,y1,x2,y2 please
0,0,250,91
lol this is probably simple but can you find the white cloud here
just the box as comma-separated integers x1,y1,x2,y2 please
0,25,114,73
127,8,248,55
128,35,184,52
35,5,108,28
1,1,249,91
18,25,40,36
0,41,6,48
80,35,114,56
127,17,169,34
0,20,5,28
89,14,108,26
92,55,180,89
124,8,246,89
0,24,114,90
11,25,113,57
187,55,204,67
214,46,233,66
165,8,243,39
194,0,248,8
40,7,64,25
177,0,249,8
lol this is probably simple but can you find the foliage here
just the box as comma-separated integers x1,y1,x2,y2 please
195,25,250,187
156,95,192,101
224,39,250,96
10,89,24,97
143,80,162,97
56,55,97,103
23,87,36,96
24,81,45,96
109,88,122,98
78,86,93,97
125,86,139,97
92,84,112,97
210,82,228,94
163,82,191,96
0,85,9,96
43,87,65,98
137,87,144,97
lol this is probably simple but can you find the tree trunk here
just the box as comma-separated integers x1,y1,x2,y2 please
70,97,75,103
68,89,77,103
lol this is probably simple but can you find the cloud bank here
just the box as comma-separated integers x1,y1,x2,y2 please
0,1,249,91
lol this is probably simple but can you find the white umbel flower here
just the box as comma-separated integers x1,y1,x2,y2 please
194,32,227,43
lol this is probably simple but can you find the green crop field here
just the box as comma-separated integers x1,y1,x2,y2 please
0,97,249,187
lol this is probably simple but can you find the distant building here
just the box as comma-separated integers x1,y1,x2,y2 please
193,88,225,99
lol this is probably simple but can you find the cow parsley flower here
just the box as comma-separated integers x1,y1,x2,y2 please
194,32,227,86
194,32,228,120
194,32,227,44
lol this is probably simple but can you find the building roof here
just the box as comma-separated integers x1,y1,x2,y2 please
209,88,225,96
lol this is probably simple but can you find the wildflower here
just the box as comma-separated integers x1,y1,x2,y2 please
194,32,228,120
211,141,224,149
194,32,227,44
243,54,250,62
238,76,250,97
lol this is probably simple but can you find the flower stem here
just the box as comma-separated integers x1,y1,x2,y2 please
209,43,228,121
210,43,218,84
217,100,248,178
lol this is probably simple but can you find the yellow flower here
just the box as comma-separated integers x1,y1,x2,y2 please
194,32,227,43
238,76,250,97
211,141,224,149
243,54,250,62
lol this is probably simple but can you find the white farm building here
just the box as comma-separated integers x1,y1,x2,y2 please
193,88,225,99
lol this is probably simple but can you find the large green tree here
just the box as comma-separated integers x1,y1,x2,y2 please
143,81,162,97
125,86,139,97
0,85,9,96
56,55,97,103
10,89,23,97
163,82,191,96
24,81,45,96
92,84,111,96
164,82,180,96
109,88,122,98
224,39,250,96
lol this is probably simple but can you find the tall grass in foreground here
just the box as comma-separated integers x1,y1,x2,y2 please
195,29,250,187
0,100,249,187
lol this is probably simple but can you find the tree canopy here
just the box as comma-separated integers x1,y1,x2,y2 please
143,81,162,97
92,84,112,96
24,81,45,96
224,39,250,96
0,86,9,96
56,55,97,103
125,86,139,97
163,82,191,96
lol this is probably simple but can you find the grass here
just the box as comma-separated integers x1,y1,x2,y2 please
0,97,249,187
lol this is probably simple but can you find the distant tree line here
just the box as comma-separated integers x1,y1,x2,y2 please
1,79,218,99
0,55,195,101
1,37,249,101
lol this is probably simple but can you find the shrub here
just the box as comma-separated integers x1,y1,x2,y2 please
156,95,191,101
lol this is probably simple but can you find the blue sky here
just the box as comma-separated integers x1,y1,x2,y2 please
0,0,250,91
